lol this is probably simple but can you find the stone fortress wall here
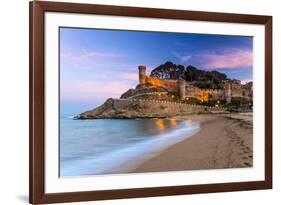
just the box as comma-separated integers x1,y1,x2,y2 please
145,76,178,92
139,65,179,93
78,65,253,119
112,98,225,116
79,97,228,119
138,65,253,102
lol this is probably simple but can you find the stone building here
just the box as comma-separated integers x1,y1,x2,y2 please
138,65,253,102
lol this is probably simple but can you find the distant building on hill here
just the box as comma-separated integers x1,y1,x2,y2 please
138,65,253,103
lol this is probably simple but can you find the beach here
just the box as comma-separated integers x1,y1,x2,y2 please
60,113,253,176
133,114,253,173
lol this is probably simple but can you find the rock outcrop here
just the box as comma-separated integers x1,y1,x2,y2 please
77,98,226,119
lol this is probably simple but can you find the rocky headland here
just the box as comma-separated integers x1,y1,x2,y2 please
77,62,252,119
77,87,227,119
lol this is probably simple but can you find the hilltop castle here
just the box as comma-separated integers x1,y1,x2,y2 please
138,65,253,103
77,65,253,119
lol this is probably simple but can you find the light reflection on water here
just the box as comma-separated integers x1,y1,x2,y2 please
60,116,199,176
155,119,165,132
169,118,177,127
154,118,179,133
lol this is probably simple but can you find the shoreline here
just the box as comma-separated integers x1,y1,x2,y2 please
131,113,253,173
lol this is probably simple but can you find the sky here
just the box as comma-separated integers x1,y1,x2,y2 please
60,27,253,114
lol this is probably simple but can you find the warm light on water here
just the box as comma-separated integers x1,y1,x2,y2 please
169,118,177,127
155,119,165,132
60,115,199,176
155,118,178,133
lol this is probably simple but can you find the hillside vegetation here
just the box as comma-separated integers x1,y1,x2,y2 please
150,61,228,89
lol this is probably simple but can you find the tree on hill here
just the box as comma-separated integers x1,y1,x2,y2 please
185,65,202,81
185,65,227,82
150,61,185,80
150,61,228,89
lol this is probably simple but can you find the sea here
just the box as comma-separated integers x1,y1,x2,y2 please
60,114,200,177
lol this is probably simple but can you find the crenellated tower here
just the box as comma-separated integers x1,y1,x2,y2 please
138,65,147,85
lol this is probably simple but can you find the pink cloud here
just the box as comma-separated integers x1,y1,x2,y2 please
118,73,138,81
200,49,253,70
61,48,121,68
174,49,253,70
61,80,135,103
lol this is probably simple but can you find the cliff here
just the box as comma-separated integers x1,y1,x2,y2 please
76,62,251,119
77,98,226,119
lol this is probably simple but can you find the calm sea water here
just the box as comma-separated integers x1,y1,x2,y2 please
60,114,199,177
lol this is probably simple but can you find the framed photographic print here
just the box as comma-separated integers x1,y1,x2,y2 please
29,1,272,204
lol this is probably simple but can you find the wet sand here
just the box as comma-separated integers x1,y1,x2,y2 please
133,113,253,173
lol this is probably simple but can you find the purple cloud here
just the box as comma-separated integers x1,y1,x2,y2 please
174,48,253,70
61,48,122,68
199,49,253,69
61,79,135,103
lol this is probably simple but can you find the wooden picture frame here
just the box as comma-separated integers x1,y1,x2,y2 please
29,1,272,204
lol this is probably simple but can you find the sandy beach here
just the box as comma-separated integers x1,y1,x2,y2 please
133,113,253,173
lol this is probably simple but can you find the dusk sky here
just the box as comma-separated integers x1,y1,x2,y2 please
60,27,253,114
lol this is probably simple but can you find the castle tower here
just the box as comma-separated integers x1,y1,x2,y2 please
178,79,186,100
138,65,146,85
224,81,232,103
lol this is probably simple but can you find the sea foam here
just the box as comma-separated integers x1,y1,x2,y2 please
60,121,200,177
